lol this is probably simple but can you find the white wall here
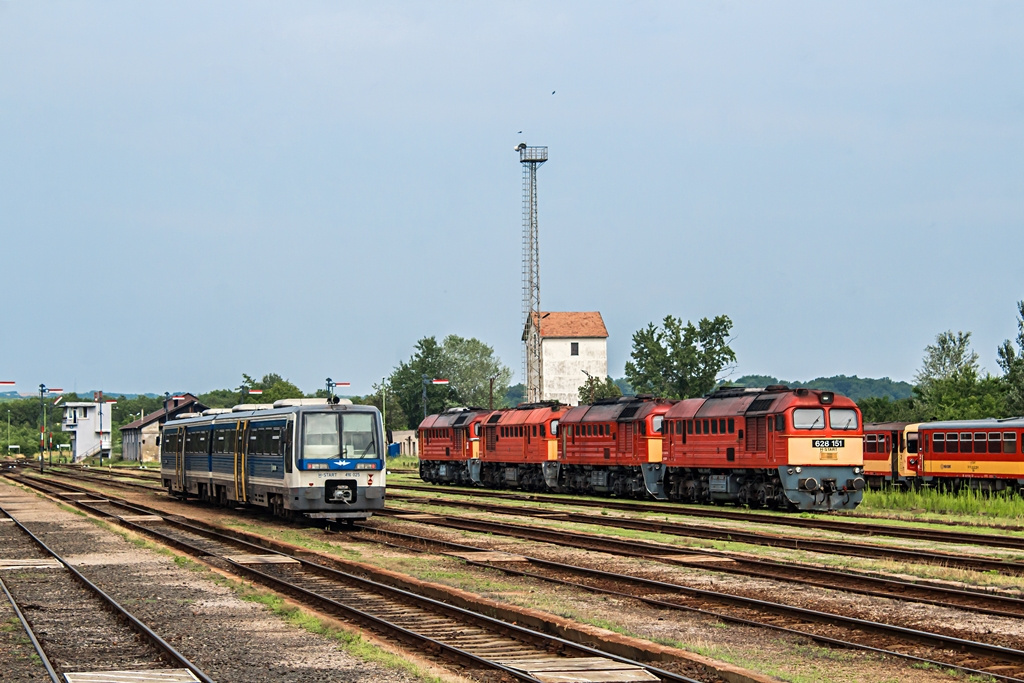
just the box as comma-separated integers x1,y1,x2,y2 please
541,337,608,406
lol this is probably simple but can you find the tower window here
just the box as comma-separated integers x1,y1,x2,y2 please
571,342,579,356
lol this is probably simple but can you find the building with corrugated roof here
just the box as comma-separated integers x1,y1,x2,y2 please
525,311,609,405
120,394,207,462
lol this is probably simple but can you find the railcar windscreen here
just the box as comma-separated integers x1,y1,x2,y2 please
829,409,859,430
792,408,825,429
304,413,340,458
302,412,379,459
341,413,378,458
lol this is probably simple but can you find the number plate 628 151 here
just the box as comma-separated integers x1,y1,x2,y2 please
812,439,845,449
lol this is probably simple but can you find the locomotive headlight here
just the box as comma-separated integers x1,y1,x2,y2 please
794,466,803,473
307,463,329,470
854,466,863,474
356,462,378,470
787,468,795,475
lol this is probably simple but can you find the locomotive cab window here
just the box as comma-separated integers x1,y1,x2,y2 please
550,420,558,436
829,409,858,430
652,416,663,434
793,408,825,430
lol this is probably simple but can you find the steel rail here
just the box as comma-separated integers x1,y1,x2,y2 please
0,503,214,683
20,472,1024,682
0,574,60,683
29,468,1024,615
9,474,700,683
376,509,1024,618
385,493,1024,575
392,481,1024,547
360,524,1024,683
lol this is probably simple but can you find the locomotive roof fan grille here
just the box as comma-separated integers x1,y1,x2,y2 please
618,406,641,419
746,398,776,413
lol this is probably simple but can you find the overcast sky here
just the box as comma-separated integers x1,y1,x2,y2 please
2,2,1022,396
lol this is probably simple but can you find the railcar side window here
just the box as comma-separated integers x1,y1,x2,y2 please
829,409,858,430
933,433,944,452
793,409,825,429
865,434,877,452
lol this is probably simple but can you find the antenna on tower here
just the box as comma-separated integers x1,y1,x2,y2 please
517,142,547,403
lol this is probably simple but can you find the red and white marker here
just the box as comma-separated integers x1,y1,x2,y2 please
335,382,350,387
247,389,263,395
0,381,15,386
431,379,450,385
172,395,186,400
49,388,63,394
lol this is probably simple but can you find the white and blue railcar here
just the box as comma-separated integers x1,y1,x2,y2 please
160,398,385,521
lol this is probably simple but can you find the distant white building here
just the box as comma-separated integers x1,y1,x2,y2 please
61,402,112,462
526,311,609,406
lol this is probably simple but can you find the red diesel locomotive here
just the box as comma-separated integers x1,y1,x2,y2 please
418,385,866,511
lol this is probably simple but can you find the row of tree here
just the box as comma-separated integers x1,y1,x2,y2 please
860,301,1024,423
5,301,1021,453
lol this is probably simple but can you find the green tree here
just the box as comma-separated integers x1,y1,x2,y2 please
241,373,304,404
857,396,923,423
578,376,622,404
388,335,512,428
914,331,1006,420
624,314,736,399
997,300,1024,415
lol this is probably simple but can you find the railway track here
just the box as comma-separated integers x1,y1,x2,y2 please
388,490,1024,575
391,482,1024,551
7,473,707,683
356,522,1024,682
18,469,1024,682
0,491,212,683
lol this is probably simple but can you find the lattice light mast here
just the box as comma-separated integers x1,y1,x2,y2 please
517,143,547,403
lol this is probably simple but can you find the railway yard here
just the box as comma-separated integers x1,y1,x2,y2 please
3,464,1024,682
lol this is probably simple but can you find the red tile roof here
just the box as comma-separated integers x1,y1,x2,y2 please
529,311,608,338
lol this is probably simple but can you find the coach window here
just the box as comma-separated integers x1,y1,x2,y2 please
1005,432,1018,454
793,408,825,429
865,435,876,452
946,433,959,454
960,433,972,453
571,342,579,356
989,432,1002,454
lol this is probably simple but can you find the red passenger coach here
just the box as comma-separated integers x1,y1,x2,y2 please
916,419,1024,491
657,386,865,511
478,402,566,490
418,407,494,485
863,422,920,488
547,396,674,497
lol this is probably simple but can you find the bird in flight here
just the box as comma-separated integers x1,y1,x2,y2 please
517,130,522,134
551,90,556,94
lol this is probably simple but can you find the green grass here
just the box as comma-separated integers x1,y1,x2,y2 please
862,487,1024,524
386,455,419,470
